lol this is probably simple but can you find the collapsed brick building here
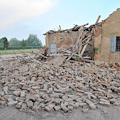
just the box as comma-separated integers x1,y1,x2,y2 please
44,24,94,59
44,8,120,63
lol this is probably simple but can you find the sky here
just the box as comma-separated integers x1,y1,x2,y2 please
0,0,120,45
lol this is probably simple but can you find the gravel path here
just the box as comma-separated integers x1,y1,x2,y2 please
0,106,119,120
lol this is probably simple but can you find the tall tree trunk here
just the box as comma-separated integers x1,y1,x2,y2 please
5,48,6,54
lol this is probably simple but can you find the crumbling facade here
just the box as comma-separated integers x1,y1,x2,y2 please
44,25,94,59
94,8,120,63
45,31,79,52
44,8,120,63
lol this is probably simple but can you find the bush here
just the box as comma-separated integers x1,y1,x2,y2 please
94,47,99,53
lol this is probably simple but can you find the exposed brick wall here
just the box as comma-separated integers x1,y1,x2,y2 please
45,31,93,57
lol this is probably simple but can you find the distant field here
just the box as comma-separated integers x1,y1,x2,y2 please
0,49,39,55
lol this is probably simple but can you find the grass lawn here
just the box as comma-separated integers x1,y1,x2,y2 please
0,49,39,55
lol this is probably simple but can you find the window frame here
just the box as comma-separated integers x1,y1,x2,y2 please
116,37,120,52
110,36,120,52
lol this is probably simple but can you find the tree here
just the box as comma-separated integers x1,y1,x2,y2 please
0,38,3,46
9,38,20,47
2,37,9,50
21,39,26,48
26,34,42,47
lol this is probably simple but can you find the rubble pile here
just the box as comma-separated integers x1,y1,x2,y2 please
0,58,120,113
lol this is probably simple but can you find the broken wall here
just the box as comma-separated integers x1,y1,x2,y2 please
94,25,102,60
45,31,93,57
46,31,79,51
94,8,120,63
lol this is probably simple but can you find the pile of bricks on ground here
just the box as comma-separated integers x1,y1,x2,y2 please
0,57,120,113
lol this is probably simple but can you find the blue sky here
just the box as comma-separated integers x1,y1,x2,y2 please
0,0,120,45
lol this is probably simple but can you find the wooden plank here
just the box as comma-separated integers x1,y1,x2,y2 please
38,53,48,59
82,23,89,27
78,31,89,54
79,16,99,57
74,29,84,51
80,57,94,63
78,40,82,54
82,33,92,43
95,15,101,24
79,35,92,57
90,15,101,27
72,23,89,31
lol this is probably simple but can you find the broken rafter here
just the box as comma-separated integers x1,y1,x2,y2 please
79,34,92,57
43,18,102,65
90,15,101,27
95,15,101,25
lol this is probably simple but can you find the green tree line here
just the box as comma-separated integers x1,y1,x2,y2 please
0,34,42,50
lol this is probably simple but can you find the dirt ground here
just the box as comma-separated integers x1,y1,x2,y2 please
0,106,119,120
0,54,30,59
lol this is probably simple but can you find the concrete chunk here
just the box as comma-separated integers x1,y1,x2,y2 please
3,86,8,95
27,101,33,108
20,91,25,97
13,91,21,96
8,101,18,106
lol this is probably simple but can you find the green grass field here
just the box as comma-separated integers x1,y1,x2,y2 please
0,49,39,55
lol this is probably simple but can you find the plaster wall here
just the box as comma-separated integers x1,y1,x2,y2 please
100,9,120,63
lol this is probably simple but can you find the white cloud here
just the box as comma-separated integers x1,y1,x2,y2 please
0,0,55,28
